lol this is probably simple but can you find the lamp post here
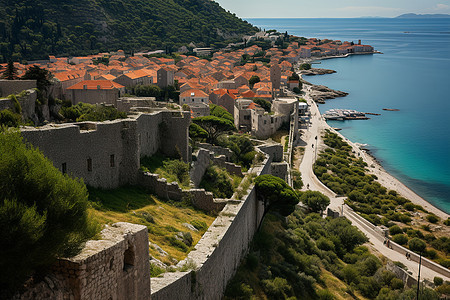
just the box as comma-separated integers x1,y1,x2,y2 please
314,135,318,161
417,251,422,300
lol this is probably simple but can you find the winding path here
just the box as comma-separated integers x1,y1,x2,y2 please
297,86,450,282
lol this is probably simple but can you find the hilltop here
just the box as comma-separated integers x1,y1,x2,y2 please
0,0,257,62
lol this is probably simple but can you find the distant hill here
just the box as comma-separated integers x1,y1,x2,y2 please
0,0,258,62
396,13,450,18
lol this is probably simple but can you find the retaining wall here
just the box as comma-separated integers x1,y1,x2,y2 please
0,80,36,97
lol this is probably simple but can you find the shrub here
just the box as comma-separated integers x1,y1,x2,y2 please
399,214,412,224
0,129,99,292
408,238,426,253
434,276,443,286
426,214,439,224
389,225,403,235
403,202,415,211
299,191,330,213
190,220,208,231
199,165,234,198
444,218,450,226
0,109,21,127
390,278,404,289
392,234,409,245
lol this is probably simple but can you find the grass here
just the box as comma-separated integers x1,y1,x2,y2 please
270,129,289,143
88,186,215,267
140,153,190,189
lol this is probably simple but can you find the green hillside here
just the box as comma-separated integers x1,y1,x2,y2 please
0,0,257,62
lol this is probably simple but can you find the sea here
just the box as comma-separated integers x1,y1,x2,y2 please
247,18,450,214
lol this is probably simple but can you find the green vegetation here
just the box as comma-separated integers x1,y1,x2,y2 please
300,191,330,214
248,75,260,88
0,109,21,127
209,103,234,122
314,130,450,265
60,102,126,122
140,153,190,189
192,115,235,144
291,169,303,190
0,129,99,293
199,165,242,198
88,186,214,266
299,63,312,70
0,0,257,62
255,174,299,216
217,134,256,169
1,60,18,79
225,209,441,299
22,65,53,102
253,98,271,112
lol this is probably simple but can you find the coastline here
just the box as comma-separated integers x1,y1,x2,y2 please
299,70,449,220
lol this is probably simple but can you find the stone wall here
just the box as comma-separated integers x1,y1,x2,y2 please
0,80,36,97
138,172,226,213
270,162,289,181
22,120,139,189
190,148,243,188
13,223,151,300
197,143,234,160
21,111,191,189
151,151,271,299
0,89,38,123
258,144,283,162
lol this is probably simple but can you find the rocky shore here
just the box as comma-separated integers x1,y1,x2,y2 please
301,78,349,103
299,68,336,76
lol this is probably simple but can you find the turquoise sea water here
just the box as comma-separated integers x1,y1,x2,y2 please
247,18,450,213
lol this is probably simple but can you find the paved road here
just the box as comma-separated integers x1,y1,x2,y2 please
297,86,449,282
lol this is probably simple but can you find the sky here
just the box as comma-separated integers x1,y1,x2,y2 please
215,0,450,18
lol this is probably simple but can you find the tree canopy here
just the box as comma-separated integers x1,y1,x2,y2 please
299,190,330,213
210,103,234,122
1,60,18,80
0,128,99,292
248,75,261,88
255,174,299,216
254,98,271,112
192,115,235,144
0,0,257,62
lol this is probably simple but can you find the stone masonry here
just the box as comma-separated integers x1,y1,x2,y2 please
13,222,151,300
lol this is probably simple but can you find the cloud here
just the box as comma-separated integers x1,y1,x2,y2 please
434,3,450,10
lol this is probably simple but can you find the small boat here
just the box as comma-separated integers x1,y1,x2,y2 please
383,108,400,111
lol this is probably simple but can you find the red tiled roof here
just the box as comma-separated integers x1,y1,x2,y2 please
180,89,208,98
67,80,124,90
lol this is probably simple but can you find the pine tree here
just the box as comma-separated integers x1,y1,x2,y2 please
1,60,18,80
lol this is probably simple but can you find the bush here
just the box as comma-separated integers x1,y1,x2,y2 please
408,238,426,253
392,234,408,245
0,129,99,292
0,109,21,127
190,220,208,231
434,276,443,286
444,218,450,226
299,191,330,213
60,102,126,122
390,278,404,290
426,214,439,224
399,214,412,224
389,225,403,235
199,165,235,198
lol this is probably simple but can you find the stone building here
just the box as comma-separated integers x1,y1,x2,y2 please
157,67,174,88
114,70,153,88
66,80,125,106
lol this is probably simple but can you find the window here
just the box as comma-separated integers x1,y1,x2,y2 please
264,120,267,125
110,155,115,167
62,163,67,174
123,245,135,271
244,115,250,120
87,158,92,172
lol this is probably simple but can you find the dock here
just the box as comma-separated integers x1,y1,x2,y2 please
323,109,369,120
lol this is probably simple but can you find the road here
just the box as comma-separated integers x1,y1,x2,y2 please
297,86,450,282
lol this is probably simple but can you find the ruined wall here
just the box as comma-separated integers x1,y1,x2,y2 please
0,80,36,97
21,120,139,189
190,148,243,188
151,152,271,299
270,162,289,181
13,223,151,300
20,111,191,189
138,172,226,213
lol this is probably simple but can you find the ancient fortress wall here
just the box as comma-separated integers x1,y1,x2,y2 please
0,80,36,97
21,120,139,189
151,150,276,299
21,110,191,189
14,223,151,300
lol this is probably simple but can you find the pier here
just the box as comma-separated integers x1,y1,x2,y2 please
323,109,369,120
